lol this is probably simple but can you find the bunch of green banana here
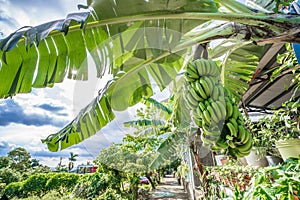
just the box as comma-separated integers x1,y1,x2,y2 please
184,58,253,158
215,90,253,158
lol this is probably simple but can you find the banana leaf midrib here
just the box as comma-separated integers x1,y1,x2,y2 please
8,11,298,48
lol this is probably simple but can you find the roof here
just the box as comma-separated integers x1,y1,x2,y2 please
242,43,300,113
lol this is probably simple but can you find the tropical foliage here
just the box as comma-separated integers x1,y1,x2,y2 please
242,157,300,200
2,161,142,199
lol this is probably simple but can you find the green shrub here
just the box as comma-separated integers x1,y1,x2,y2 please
72,172,110,199
22,173,49,197
4,181,24,199
46,172,80,194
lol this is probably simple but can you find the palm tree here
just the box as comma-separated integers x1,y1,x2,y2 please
0,0,299,153
68,152,78,171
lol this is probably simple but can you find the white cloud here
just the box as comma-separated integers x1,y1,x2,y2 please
1,0,86,28
0,123,97,167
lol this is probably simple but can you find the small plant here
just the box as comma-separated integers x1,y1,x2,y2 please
239,157,300,200
245,118,278,157
245,100,300,158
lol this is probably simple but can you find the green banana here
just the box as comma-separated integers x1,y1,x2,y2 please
240,148,252,156
203,109,211,125
186,63,199,79
229,118,238,132
186,93,199,108
195,59,205,76
225,100,233,120
199,102,206,111
203,76,214,94
190,87,203,102
207,76,217,86
228,140,236,148
207,105,219,124
232,105,239,120
233,138,243,146
232,148,245,158
212,144,223,151
215,138,229,149
237,119,243,125
226,122,237,137
208,98,213,104
212,87,219,101
184,99,195,110
205,60,213,75
215,101,227,120
236,135,253,153
195,81,208,99
194,107,202,119
211,101,222,121
217,85,225,98
200,111,210,125
190,81,196,90
194,117,203,127
237,125,246,142
226,134,234,141
185,75,196,82
204,100,210,108
199,77,211,98
207,60,220,76
241,130,250,144
203,60,211,76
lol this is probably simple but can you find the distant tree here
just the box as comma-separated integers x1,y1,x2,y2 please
0,157,10,169
68,152,78,171
30,158,40,168
7,147,31,171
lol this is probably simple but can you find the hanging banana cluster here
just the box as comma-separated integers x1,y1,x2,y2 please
184,59,253,158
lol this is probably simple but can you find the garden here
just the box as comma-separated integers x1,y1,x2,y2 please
0,0,300,199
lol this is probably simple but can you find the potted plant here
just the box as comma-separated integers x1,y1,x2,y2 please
250,117,284,166
244,119,270,167
273,101,300,161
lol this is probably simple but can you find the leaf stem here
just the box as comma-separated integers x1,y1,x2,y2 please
60,12,299,37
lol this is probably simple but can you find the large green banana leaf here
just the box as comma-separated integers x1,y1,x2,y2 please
1,0,300,152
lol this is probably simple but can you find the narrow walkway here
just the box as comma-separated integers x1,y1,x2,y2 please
149,175,188,199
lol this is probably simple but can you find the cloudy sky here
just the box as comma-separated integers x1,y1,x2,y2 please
0,0,134,168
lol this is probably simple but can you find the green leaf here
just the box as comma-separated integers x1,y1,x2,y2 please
143,97,172,114
210,40,268,99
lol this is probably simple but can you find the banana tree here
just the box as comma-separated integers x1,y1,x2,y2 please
0,0,299,152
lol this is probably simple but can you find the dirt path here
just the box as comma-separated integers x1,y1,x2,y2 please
148,175,188,199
